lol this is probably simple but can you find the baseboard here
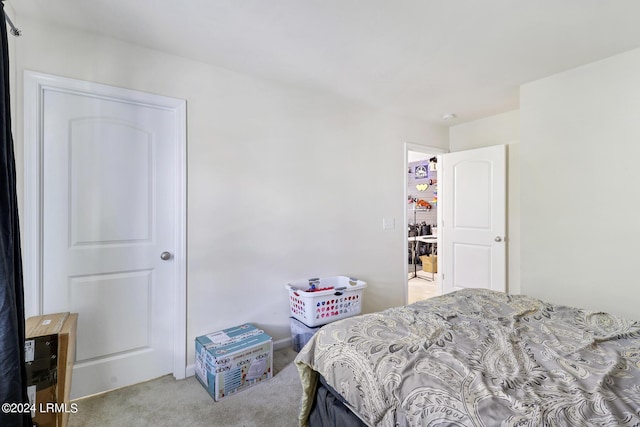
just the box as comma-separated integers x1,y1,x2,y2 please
185,363,196,378
184,336,292,378
273,336,292,351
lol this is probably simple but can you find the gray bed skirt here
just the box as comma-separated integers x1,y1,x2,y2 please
309,375,367,427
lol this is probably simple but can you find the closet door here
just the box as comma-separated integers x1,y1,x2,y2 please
24,72,186,399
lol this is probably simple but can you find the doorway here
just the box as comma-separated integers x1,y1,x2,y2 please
404,143,446,304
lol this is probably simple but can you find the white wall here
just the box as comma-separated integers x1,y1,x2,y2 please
449,111,519,152
12,18,448,363
520,48,640,321
448,111,521,294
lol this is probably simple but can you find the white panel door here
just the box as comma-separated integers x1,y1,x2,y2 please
441,145,506,294
41,85,179,398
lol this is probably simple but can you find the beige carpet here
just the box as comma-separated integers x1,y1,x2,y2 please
68,347,301,427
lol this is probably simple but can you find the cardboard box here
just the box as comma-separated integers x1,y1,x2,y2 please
25,357,57,390
25,334,58,363
56,314,78,427
195,324,272,401
26,385,57,427
25,313,78,427
420,255,437,273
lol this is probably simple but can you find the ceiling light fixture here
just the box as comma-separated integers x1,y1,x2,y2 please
442,113,456,121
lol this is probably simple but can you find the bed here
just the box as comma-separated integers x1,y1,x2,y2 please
295,288,640,426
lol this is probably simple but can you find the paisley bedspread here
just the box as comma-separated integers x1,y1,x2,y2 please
295,289,640,426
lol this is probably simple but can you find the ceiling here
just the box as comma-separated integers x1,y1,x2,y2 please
11,0,640,126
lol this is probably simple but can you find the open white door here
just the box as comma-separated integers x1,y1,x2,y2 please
441,145,506,294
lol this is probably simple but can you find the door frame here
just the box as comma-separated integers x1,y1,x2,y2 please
403,142,447,304
22,70,188,380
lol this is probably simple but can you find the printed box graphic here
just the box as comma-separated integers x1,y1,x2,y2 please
195,324,273,401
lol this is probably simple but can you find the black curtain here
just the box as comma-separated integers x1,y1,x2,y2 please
0,4,31,426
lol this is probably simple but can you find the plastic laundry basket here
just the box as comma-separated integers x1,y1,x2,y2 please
285,276,366,327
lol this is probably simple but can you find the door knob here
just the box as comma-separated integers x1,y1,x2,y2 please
160,251,172,260
494,236,502,242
